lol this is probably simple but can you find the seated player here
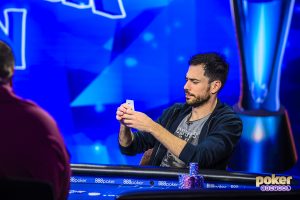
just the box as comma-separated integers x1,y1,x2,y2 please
0,40,71,200
116,53,242,169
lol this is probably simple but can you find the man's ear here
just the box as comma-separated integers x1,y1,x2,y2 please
210,80,222,94
10,64,15,75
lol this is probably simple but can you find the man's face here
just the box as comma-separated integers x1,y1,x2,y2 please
184,64,211,107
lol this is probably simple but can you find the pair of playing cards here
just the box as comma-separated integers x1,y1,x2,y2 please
126,99,135,111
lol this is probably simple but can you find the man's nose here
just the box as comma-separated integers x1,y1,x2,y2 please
184,81,189,90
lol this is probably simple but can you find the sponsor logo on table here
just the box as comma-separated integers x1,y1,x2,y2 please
94,178,116,184
256,174,292,192
157,181,178,187
206,183,228,189
70,177,87,183
123,179,144,185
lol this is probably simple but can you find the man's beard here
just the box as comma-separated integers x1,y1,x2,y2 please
185,88,211,108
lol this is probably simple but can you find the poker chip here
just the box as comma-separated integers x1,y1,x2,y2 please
178,163,204,189
178,174,192,189
193,175,204,188
189,162,199,176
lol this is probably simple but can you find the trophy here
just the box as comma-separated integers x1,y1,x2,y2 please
228,0,297,172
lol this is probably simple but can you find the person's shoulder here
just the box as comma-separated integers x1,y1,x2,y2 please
216,100,233,112
215,100,241,119
17,98,57,126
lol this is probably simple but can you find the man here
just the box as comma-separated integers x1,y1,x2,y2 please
116,53,242,169
0,40,70,199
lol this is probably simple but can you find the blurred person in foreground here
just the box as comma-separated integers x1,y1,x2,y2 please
0,40,70,200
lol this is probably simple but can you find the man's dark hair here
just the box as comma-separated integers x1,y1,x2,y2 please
0,41,15,83
188,53,229,89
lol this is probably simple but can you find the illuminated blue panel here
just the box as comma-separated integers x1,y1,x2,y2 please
0,0,299,176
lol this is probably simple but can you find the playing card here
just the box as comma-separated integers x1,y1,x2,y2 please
126,99,135,110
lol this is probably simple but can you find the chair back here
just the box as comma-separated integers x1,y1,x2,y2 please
0,178,54,200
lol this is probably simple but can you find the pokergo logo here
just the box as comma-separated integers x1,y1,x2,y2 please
256,174,292,192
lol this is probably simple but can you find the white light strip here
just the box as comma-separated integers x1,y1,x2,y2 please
44,0,126,19
0,8,27,70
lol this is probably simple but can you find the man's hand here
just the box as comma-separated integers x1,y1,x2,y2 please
116,103,134,147
116,103,132,126
121,109,156,133
116,103,186,157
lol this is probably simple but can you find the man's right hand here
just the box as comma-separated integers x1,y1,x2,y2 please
117,103,134,147
116,103,132,125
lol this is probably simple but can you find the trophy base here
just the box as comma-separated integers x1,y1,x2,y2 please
228,105,298,173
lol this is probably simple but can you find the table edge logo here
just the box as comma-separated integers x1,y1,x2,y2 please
256,174,292,192
95,178,115,184
158,181,178,187
70,177,87,183
123,179,144,185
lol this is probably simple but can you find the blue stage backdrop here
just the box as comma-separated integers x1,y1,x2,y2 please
1,0,299,175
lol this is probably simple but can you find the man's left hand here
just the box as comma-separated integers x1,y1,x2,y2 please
122,109,156,133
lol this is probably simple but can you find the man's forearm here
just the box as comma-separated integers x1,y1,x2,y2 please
118,124,134,147
150,123,187,157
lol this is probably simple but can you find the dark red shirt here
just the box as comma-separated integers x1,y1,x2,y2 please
0,84,70,200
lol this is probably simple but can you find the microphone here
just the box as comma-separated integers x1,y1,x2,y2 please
186,120,193,125
186,113,193,125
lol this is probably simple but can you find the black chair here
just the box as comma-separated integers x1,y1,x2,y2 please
139,148,153,166
0,178,54,200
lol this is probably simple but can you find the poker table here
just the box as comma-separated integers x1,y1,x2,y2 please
69,164,300,200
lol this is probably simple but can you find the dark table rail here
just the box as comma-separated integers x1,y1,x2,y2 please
70,164,300,200
71,164,275,185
